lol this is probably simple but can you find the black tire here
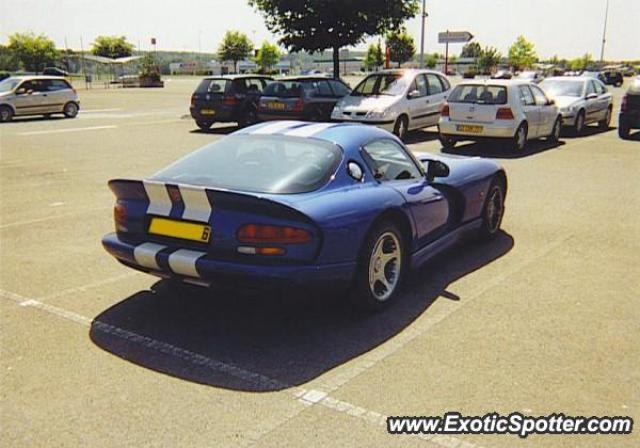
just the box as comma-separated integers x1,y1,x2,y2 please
308,108,324,122
547,117,562,143
196,120,213,130
599,107,612,130
350,222,405,311
574,110,586,135
0,105,14,122
393,115,409,141
618,121,631,139
239,107,258,128
439,134,457,149
63,101,79,118
478,177,506,240
512,122,528,151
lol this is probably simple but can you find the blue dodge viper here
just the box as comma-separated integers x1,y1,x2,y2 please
103,121,507,309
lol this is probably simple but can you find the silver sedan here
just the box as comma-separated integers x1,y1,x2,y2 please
539,77,613,134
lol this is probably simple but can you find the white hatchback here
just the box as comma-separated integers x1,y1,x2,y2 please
438,80,562,151
331,69,451,140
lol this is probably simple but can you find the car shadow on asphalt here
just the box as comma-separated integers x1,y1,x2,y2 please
90,231,514,392
560,125,615,139
404,129,441,144
190,125,239,135
442,139,565,159
2,116,66,124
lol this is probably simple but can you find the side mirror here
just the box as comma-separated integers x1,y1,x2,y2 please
586,93,598,100
426,160,450,182
15,87,26,95
547,98,555,106
407,89,421,99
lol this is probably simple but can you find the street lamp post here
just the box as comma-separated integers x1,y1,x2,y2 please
600,0,610,63
419,0,427,68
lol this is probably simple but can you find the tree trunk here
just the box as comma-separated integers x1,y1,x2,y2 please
333,46,340,79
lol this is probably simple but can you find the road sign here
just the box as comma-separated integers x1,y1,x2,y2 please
438,31,473,44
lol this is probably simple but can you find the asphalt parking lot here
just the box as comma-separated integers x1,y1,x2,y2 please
1,77,638,447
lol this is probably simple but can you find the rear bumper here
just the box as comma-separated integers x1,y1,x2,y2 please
102,233,356,288
619,111,640,128
257,111,302,121
190,106,236,122
438,119,516,139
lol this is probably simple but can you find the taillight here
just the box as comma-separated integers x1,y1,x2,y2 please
114,203,127,232
496,107,515,120
292,99,304,112
440,104,450,117
190,94,196,108
223,95,239,106
621,94,628,112
237,224,311,244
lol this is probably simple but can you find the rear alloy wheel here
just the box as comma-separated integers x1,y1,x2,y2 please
599,107,612,130
574,110,585,135
351,223,404,311
512,122,528,151
548,117,561,143
478,178,506,239
63,102,78,118
439,134,457,150
0,106,13,122
393,115,409,141
196,120,213,130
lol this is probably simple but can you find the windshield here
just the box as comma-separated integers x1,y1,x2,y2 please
152,134,342,194
351,73,408,96
0,78,22,93
448,84,508,105
540,80,584,97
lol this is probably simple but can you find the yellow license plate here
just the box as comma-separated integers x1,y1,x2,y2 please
148,217,211,243
200,109,216,115
268,102,286,110
457,124,483,133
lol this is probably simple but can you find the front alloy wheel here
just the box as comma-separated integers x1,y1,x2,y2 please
513,123,528,151
479,179,506,239
393,115,408,141
368,231,402,303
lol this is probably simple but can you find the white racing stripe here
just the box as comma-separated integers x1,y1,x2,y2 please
19,125,117,136
283,122,336,137
168,249,206,277
179,185,212,223
143,181,172,216
250,121,301,135
133,243,167,271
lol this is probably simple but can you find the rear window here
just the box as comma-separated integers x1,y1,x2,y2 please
263,80,304,97
196,79,229,94
448,84,508,104
152,134,342,194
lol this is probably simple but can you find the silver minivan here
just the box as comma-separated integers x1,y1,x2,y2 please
0,76,80,122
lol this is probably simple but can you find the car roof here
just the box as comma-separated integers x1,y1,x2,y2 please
273,75,333,81
368,69,445,76
234,121,392,149
543,76,590,82
7,75,68,81
455,79,533,87
202,74,272,80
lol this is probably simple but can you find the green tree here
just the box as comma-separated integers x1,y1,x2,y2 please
0,45,20,71
569,53,593,72
508,35,537,71
7,32,59,72
139,53,161,81
364,42,384,71
91,35,134,59
460,41,481,59
477,46,502,73
254,41,281,73
248,0,420,78
386,27,416,68
218,30,253,73
425,53,438,69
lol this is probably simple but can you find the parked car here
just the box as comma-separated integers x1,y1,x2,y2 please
618,77,640,139
602,70,624,87
42,67,69,77
438,80,562,151
540,76,613,134
190,75,272,130
515,71,541,82
581,71,607,84
331,69,451,140
0,76,79,122
491,70,513,80
102,121,507,310
257,76,351,122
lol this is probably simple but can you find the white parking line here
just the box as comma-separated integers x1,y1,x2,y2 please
19,125,117,136
0,206,111,230
1,287,484,448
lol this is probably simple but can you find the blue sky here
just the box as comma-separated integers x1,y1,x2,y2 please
1,0,638,60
